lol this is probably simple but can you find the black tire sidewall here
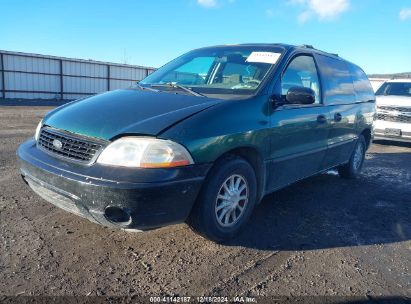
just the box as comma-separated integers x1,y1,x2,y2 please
349,135,366,175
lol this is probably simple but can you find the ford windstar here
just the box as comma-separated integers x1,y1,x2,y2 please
17,44,376,242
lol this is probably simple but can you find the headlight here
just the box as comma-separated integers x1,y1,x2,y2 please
97,137,194,168
34,120,43,141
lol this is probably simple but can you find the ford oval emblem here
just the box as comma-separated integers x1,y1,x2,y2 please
52,139,63,150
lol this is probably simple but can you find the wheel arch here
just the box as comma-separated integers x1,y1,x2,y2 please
360,128,372,150
209,146,266,203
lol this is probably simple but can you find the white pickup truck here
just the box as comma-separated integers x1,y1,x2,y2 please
374,79,411,142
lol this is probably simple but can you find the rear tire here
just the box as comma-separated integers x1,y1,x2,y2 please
188,155,257,243
338,135,366,179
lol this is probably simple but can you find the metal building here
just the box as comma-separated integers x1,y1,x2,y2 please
0,50,155,100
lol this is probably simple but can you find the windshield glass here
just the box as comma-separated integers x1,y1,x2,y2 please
139,46,284,98
376,82,411,97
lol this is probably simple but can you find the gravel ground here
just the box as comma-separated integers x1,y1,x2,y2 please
0,105,410,302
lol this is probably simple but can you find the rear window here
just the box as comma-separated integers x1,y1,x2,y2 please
376,82,411,97
349,64,375,102
315,54,356,105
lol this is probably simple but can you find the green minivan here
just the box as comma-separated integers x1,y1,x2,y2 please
17,44,375,242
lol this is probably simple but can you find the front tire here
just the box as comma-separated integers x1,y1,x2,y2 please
338,135,366,179
188,155,257,242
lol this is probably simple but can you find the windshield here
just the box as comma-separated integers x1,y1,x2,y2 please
376,82,411,97
139,46,284,98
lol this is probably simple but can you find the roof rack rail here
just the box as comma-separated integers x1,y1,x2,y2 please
299,44,339,57
300,44,314,49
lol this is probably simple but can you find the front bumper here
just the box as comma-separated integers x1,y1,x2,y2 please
17,139,211,230
374,120,411,143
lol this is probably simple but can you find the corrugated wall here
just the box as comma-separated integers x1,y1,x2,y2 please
0,54,3,95
0,50,155,100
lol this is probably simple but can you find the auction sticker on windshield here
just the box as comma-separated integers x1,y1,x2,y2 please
246,52,281,64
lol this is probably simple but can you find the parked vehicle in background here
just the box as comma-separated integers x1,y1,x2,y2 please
17,44,375,242
374,79,411,142
369,78,389,92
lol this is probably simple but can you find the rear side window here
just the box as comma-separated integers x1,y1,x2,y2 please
349,64,375,102
316,54,356,105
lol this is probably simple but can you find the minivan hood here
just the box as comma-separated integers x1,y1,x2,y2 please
376,95,411,107
44,89,222,141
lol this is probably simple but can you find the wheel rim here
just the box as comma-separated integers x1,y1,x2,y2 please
215,174,249,228
353,143,364,170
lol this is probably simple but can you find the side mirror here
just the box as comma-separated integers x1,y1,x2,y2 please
286,86,315,105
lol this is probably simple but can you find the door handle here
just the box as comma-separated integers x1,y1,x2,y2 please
317,114,327,124
334,113,342,122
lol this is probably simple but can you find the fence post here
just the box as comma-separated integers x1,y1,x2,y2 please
107,65,110,91
0,53,5,99
59,59,64,100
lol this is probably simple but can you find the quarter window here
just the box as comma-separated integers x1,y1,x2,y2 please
281,55,321,104
349,64,375,102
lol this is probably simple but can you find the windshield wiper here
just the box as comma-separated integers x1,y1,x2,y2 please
133,83,160,93
150,83,205,97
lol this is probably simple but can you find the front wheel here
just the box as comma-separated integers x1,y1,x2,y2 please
187,156,257,242
338,135,366,179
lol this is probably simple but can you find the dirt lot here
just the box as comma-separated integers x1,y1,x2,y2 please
0,105,410,302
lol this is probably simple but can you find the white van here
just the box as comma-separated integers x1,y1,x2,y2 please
374,79,411,142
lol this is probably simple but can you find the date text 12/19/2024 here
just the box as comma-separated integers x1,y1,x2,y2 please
149,296,257,303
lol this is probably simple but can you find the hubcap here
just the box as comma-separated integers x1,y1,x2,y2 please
215,174,249,228
353,143,364,170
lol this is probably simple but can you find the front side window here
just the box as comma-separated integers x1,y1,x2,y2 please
281,55,321,103
140,46,284,98
376,82,411,97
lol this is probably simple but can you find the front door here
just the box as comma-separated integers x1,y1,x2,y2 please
267,54,330,192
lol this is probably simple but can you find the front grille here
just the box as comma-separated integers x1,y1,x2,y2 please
38,127,106,164
377,113,411,123
378,106,411,113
